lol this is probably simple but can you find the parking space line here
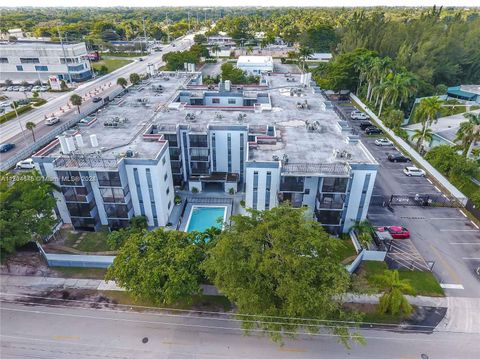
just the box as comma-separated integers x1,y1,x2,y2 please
429,218,467,220
459,209,468,217
462,257,480,260
471,221,479,230
433,186,441,192
426,178,433,184
440,229,478,232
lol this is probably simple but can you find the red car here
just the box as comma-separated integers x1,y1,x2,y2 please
376,226,410,239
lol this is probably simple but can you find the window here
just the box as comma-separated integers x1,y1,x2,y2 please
252,171,259,210
162,156,166,165
16,65,23,71
227,133,232,173
228,98,236,104
133,168,145,216
58,171,82,186
0,58,8,63
68,64,84,72
66,202,94,217
20,58,40,64
35,65,48,72
212,133,217,171
101,188,127,203
104,204,129,218
62,186,88,202
166,187,170,195
97,171,121,187
164,173,168,181
60,58,78,64
168,201,172,210
265,171,272,210
322,177,348,193
212,98,220,104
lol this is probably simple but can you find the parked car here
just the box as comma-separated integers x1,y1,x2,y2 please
92,96,102,103
18,86,26,92
0,101,12,108
138,58,144,62
403,166,426,177
0,143,15,152
375,138,393,146
376,226,410,239
12,86,20,91
32,85,41,92
365,126,382,135
351,111,370,120
15,158,35,169
388,154,410,163
39,86,49,92
6,86,14,91
359,121,373,130
45,116,60,126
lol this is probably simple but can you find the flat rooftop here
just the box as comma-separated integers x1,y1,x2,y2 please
45,72,376,167
48,73,194,161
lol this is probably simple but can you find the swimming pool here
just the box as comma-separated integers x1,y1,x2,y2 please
185,206,227,233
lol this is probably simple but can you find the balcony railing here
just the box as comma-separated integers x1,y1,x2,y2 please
54,156,118,169
282,162,351,177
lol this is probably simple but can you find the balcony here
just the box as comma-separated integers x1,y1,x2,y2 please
279,176,304,192
316,193,345,210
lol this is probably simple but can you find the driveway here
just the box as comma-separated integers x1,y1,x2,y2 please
336,101,480,298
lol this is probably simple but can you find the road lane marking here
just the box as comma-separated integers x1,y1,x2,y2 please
433,186,441,192
426,179,433,184
278,348,307,353
439,229,478,232
462,257,480,260
471,221,479,229
429,218,467,220
52,335,80,341
450,242,480,245
439,284,464,289
459,210,467,218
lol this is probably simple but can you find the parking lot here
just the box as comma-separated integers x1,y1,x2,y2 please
336,101,480,297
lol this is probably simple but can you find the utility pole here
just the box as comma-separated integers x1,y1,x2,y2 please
12,101,28,145
57,26,72,84
142,18,147,54
187,11,190,32
165,13,170,43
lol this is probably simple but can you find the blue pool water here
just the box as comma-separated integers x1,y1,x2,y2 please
186,206,226,233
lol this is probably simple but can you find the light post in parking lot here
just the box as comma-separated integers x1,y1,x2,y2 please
12,101,28,145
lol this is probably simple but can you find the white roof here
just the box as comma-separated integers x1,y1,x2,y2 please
237,56,273,65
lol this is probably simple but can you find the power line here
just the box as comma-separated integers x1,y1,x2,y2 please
0,293,446,332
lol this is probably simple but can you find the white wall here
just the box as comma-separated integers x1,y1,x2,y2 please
210,129,247,176
343,169,377,231
245,164,280,210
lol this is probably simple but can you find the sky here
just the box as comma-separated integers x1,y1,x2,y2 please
1,1,479,7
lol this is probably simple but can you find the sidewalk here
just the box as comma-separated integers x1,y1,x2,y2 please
1,274,479,333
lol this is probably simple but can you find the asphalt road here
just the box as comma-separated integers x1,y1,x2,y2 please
336,102,480,298
0,35,195,161
1,301,479,359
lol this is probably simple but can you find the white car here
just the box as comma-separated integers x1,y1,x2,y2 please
403,166,426,177
45,116,60,126
375,138,393,146
39,86,49,92
32,85,41,92
16,158,35,170
351,111,369,120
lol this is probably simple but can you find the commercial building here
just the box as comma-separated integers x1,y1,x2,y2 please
447,85,480,103
236,56,274,75
33,71,378,234
0,40,92,84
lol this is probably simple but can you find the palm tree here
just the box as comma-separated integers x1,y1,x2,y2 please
455,112,480,157
69,94,82,114
350,221,374,248
298,46,313,73
25,121,36,142
211,44,220,58
117,77,128,88
411,127,433,152
415,96,442,129
376,270,414,316
369,57,394,103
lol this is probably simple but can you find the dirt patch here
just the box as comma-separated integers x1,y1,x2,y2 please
1,252,52,277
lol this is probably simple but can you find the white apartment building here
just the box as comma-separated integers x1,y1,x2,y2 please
0,41,92,84
236,56,274,75
33,72,378,234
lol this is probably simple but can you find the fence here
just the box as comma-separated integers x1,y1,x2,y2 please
389,193,461,208
0,86,125,171
346,230,387,274
37,243,114,268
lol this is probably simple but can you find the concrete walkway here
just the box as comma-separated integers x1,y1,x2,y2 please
2,274,479,333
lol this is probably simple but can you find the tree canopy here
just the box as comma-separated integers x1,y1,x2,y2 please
202,205,360,344
0,170,56,256
106,228,205,305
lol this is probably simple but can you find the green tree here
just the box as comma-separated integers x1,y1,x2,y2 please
116,77,128,88
60,80,68,91
220,62,247,84
211,44,220,58
106,228,205,305
0,170,57,256
455,112,480,158
69,94,82,113
32,91,39,99
375,270,414,316
384,109,404,129
193,34,207,44
107,215,148,250
202,205,361,345
350,221,374,248
129,73,140,85
25,121,36,142
411,127,433,151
